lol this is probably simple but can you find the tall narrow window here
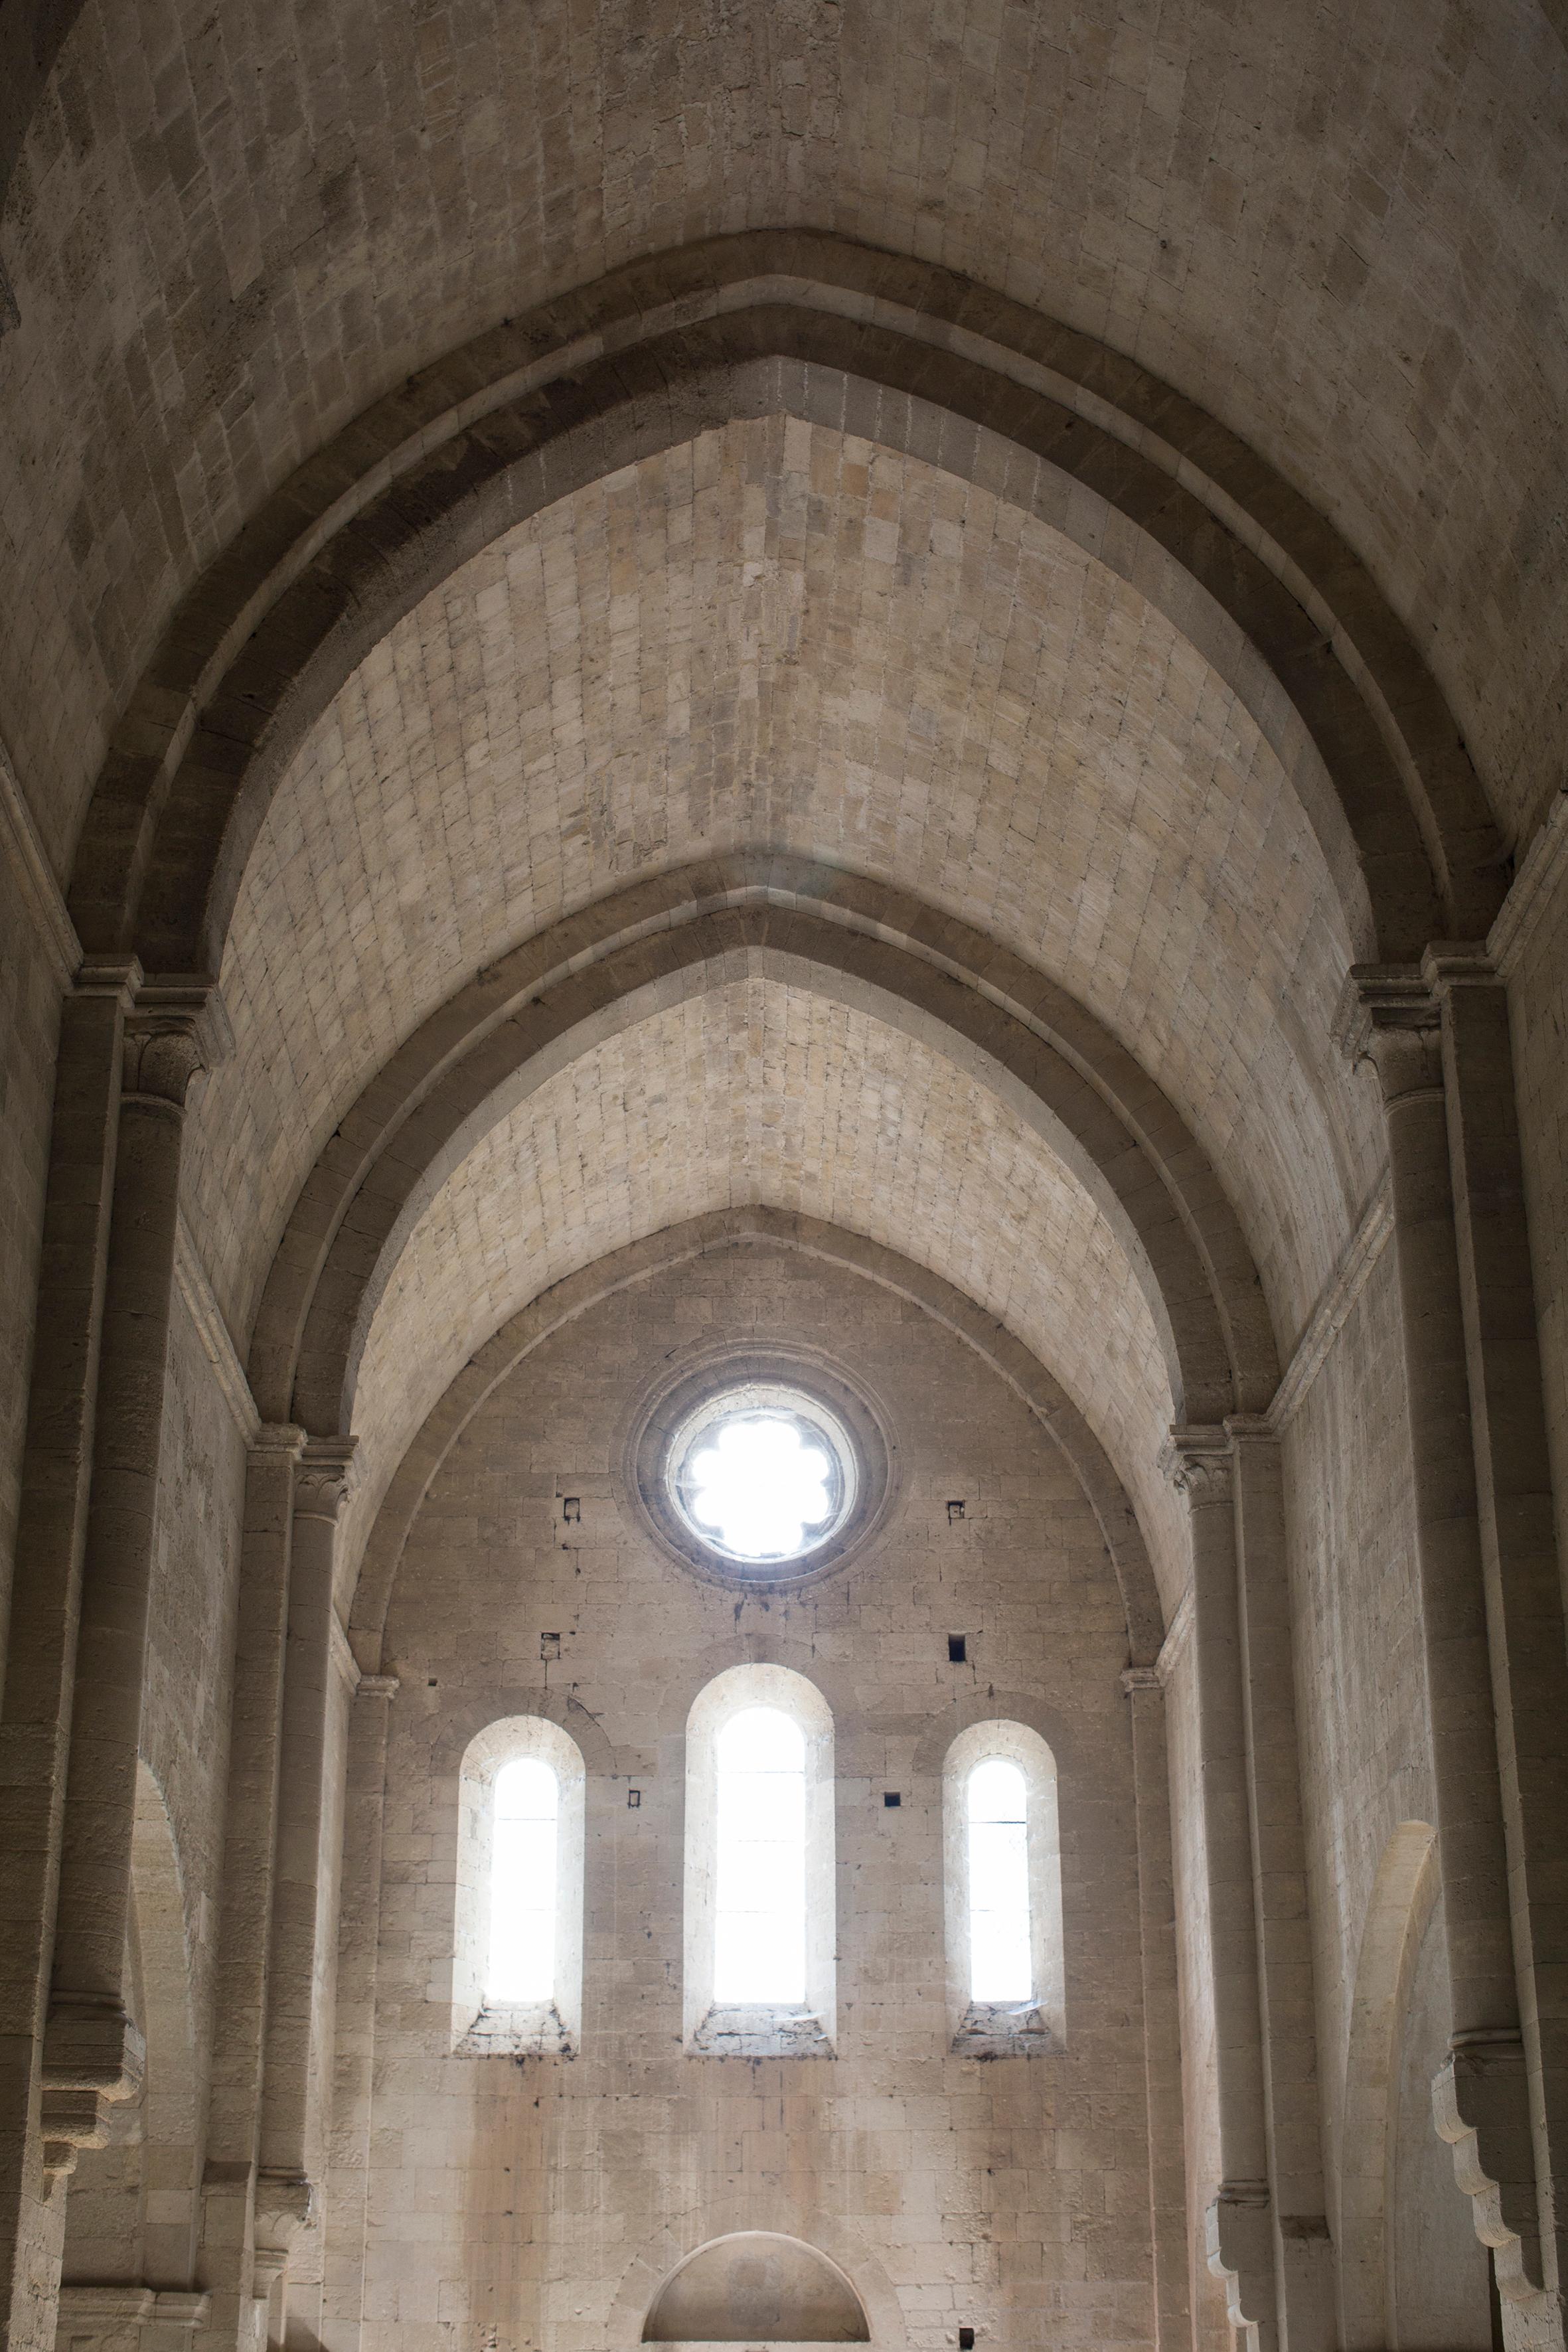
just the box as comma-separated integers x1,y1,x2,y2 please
684,1665,836,2055
453,1717,584,2056
943,1721,1063,2053
488,1757,559,2003
967,1757,1030,2001
714,1708,807,2003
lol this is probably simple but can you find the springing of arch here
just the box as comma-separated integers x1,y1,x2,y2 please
349,1208,1166,1672
246,855,1280,1447
60,231,1502,981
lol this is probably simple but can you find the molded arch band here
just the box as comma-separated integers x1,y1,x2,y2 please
65,237,1502,976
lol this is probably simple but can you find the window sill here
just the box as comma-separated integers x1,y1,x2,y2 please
951,2001,1061,2058
454,2001,575,2058
688,2005,835,2057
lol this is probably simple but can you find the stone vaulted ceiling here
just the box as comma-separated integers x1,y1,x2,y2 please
5,0,1566,1619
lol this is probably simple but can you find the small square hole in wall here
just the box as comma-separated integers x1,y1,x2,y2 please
947,1633,967,1664
947,1498,965,1523
959,2329,976,2349
562,1497,581,1524
540,1632,561,1662
627,1788,641,1809
883,1791,901,1808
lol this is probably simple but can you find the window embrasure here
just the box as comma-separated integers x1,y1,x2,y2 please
684,1666,836,2057
943,1720,1063,2055
453,1716,584,2057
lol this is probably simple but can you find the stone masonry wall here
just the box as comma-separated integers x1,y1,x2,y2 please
362,1239,1158,2352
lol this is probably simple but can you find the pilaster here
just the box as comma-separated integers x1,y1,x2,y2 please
1338,956,1567,2351
321,1674,397,2352
1160,1428,1277,2352
196,1425,305,2352
1121,1665,1191,2352
255,1441,359,2344
46,977,230,2168
0,958,137,2352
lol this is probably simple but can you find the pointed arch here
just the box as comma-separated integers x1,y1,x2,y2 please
60,236,1502,979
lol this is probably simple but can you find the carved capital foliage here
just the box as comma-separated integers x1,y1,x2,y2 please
121,975,232,1107
1332,963,1445,1107
254,2167,318,2264
293,1435,359,1523
1160,1425,1234,1506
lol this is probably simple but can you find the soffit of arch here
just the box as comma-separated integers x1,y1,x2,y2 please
2,0,1564,875
185,416,1381,1358
333,975,1191,1612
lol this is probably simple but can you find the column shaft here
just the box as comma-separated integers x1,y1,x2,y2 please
196,1427,303,2352
1124,1669,1192,2352
0,964,135,2352
1166,1437,1277,2352
255,1441,357,2335
321,1676,396,2352
47,982,228,2113
1340,970,1550,2342
1435,962,1568,2316
1230,1427,1333,2352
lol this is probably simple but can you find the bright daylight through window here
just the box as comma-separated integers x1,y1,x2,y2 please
487,1756,558,2003
714,1707,807,2003
668,1385,854,1567
968,1757,1032,2002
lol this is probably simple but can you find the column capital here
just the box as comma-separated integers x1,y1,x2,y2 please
293,1434,358,1522
1332,963,1444,1103
1159,1425,1233,1505
356,1674,400,1703
122,974,232,1105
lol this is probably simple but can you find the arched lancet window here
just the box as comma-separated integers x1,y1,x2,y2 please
453,1716,585,2056
684,1666,835,2056
943,1721,1063,2053
488,1756,559,2003
967,1757,1031,2002
714,1707,807,2004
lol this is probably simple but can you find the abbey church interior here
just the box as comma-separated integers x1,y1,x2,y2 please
3,9,1568,2352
